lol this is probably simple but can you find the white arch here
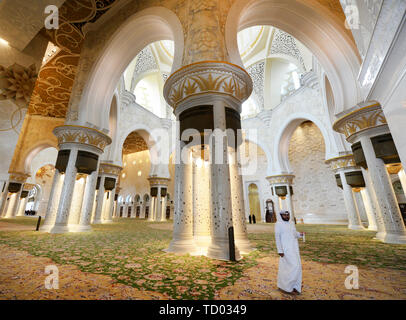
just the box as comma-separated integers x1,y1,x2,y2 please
243,137,273,176
75,7,184,131
273,112,333,173
25,147,58,184
119,123,170,178
225,0,361,115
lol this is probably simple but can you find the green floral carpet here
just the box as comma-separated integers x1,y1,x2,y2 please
0,218,405,299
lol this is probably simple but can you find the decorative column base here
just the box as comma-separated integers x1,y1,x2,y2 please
234,238,254,255
165,237,199,255
207,239,242,261
49,224,70,234
68,224,92,233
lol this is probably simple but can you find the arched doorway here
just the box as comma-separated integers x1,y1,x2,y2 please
248,183,261,223
265,199,276,223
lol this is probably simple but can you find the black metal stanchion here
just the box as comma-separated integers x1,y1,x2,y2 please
228,226,236,262
35,216,41,231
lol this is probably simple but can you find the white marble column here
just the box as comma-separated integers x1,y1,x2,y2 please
360,188,378,231
361,167,383,235
229,148,253,254
399,169,406,197
77,170,99,232
166,144,198,254
51,148,78,233
160,192,167,222
207,101,240,261
93,175,105,224
0,181,9,217
68,176,86,227
101,191,112,223
148,197,155,221
41,170,63,231
192,158,212,251
105,187,116,223
354,190,368,222
16,196,28,217
155,187,162,221
4,191,20,219
286,187,295,222
339,171,364,230
360,135,406,243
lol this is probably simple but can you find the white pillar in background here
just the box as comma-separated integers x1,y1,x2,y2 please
41,170,63,231
0,181,9,217
361,167,383,235
77,169,99,232
16,196,28,217
207,100,240,261
399,169,406,197
360,188,378,231
229,148,252,254
192,158,212,250
160,193,167,222
93,175,105,224
360,135,406,243
103,186,115,223
68,176,86,227
51,148,78,233
166,143,198,254
4,192,19,219
339,171,364,230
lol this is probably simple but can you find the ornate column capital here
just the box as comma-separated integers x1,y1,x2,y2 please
325,154,360,173
332,101,387,142
266,174,295,185
53,125,112,153
98,163,122,177
23,183,35,191
163,61,253,110
8,172,30,183
386,163,402,175
147,176,170,187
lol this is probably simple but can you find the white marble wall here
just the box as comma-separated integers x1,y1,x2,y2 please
288,122,347,224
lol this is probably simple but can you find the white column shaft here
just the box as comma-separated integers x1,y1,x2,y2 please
360,136,406,243
339,171,364,230
52,149,78,233
93,175,105,224
78,169,99,231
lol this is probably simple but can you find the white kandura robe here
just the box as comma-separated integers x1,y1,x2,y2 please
275,220,303,293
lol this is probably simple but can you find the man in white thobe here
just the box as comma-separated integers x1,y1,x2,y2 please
275,210,304,294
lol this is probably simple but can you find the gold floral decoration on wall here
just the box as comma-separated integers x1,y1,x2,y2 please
27,0,118,119
0,63,37,107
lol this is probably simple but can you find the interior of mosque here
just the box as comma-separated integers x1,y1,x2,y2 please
0,0,405,300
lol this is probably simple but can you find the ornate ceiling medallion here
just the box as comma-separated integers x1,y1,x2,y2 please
163,61,253,109
0,63,37,107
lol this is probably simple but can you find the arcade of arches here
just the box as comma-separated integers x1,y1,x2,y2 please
0,0,405,300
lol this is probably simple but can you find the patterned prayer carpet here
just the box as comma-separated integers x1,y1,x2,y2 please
0,218,405,300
